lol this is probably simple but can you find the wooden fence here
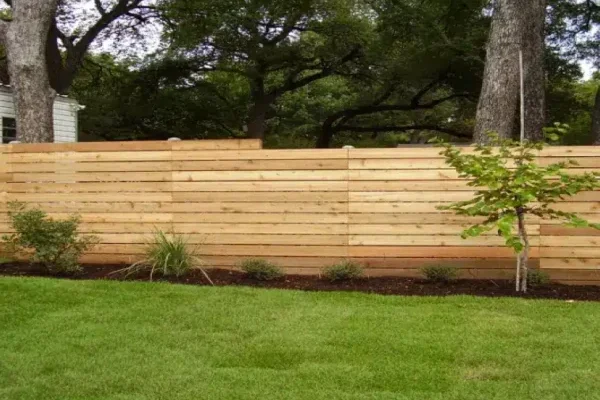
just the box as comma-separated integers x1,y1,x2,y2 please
0,140,599,284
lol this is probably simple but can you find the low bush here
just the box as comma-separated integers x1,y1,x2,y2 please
115,230,212,284
239,259,283,281
2,202,97,273
421,265,459,283
322,261,364,282
527,269,550,287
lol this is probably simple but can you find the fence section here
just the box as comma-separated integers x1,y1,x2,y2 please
0,142,599,283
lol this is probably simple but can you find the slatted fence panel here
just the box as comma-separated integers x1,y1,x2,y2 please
1,142,599,283
538,148,600,284
347,148,541,280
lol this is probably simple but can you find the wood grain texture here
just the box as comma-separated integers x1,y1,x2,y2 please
2,143,600,284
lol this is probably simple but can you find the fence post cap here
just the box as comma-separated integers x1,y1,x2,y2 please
342,145,355,149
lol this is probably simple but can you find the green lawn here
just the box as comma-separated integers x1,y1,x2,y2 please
1,278,600,400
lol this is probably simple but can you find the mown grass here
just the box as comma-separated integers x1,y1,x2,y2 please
1,277,599,399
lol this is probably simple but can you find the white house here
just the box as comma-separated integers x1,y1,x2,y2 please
0,85,82,143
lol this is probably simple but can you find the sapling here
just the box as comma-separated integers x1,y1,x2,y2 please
436,130,600,292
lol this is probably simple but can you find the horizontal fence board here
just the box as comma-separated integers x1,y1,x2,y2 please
6,182,173,193
172,223,348,234
541,258,600,269
9,151,173,163
8,139,261,153
540,225,600,236
349,246,535,258
170,202,347,213
541,236,600,247
348,213,487,224
349,170,461,181
349,191,475,202
172,213,348,224
8,192,172,202
349,235,540,246
349,202,452,213
172,149,347,161
1,202,171,213
172,181,348,192
172,191,347,202
91,233,348,245
8,161,172,173
540,247,600,258
349,224,540,235
172,170,349,181
173,159,347,171
170,139,262,150
349,181,474,191
10,172,172,182
349,159,451,170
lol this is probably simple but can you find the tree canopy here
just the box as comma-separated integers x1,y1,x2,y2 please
3,0,600,146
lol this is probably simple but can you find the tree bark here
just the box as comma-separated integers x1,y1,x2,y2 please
474,0,544,143
1,0,58,143
246,96,274,140
522,0,546,141
592,86,600,144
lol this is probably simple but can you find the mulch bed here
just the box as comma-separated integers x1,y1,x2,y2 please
2,262,600,301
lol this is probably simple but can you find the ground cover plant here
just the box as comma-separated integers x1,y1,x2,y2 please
238,258,284,280
322,261,364,281
421,264,459,283
1,277,600,400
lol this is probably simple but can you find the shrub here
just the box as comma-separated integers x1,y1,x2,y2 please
239,258,283,281
421,265,459,283
115,230,212,284
527,269,550,287
2,202,97,273
322,261,364,282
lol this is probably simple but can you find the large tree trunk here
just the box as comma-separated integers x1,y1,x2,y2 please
246,99,272,140
317,115,339,148
246,78,275,140
0,0,58,143
592,86,600,144
474,0,546,143
522,0,546,141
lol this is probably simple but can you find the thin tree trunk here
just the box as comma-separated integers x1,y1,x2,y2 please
517,209,529,292
0,0,58,143
592,86,600,144
522,0,546,141
474,0,525,143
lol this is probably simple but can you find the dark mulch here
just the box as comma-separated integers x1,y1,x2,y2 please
2,262,600,301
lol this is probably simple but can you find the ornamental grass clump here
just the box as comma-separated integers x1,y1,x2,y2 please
115,230,212,284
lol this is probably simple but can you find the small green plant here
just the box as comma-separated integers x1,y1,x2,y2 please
527,269,550,287
2,202,97,273
436,130,600,292
421,265,459,283
239,258,283,280
322,260,364,281
115,230,212,284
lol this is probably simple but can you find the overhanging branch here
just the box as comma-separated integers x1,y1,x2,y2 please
338,124,472,139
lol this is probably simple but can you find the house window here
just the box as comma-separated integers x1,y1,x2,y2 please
2,117,16,143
